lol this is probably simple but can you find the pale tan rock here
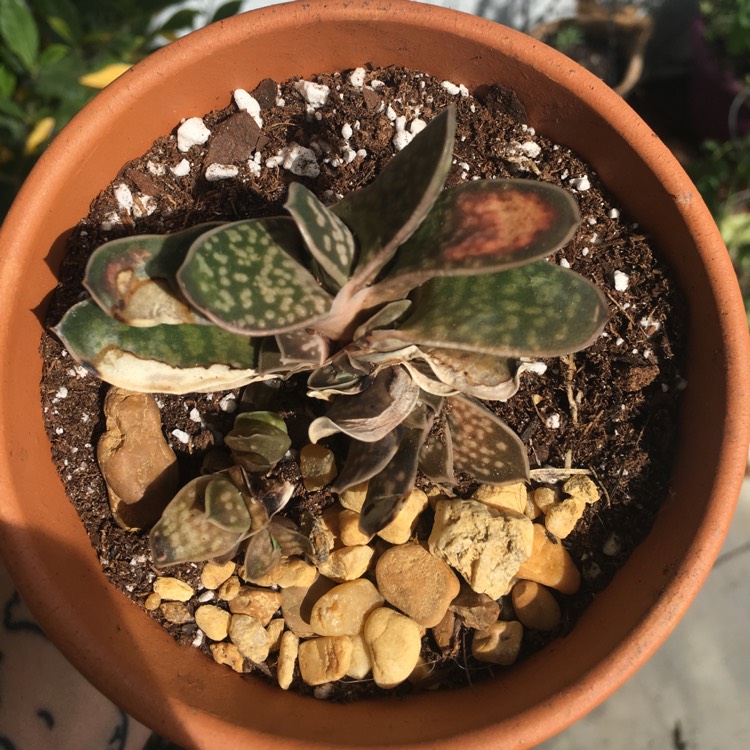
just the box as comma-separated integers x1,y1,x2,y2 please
363,607,422,689
201,561,236,590
144,592,161,611
511,580,561,631
300,443,337,491
195,604,231,641
229,614,270,663
532,487,558,514
98,388,179,530
160,601,192,624
524,492,543,520
281,578,336,638
298,636,352,686
266,618,286,652
154,576,194,602
319,505,342,549
375,543,460,627
347,634,372,679
309,579,384,636
277,631,299,690
228,586,282,625
431,610,457,652
428,499,533,599
377,488,429,544
449,587,500,631
250,557,318,589
218,575,241,601
543,496,587,539
210,642,244,672
339,509,373,546
472,482,528,514
472,620,523,665
339,481,368,513
563,475,600,504
516,524,581,595
316,545,374,582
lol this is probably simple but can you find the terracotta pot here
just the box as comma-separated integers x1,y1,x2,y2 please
0,1,748,747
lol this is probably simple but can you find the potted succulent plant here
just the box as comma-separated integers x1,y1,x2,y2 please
0,1,748,748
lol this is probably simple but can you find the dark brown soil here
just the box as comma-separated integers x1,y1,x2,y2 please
39,65,687,700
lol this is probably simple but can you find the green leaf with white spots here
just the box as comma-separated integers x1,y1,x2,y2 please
225,411,291,473
333,105,456,288
84,223,220,326
204,475,252,533
149,476,247,567
368,179,580,304
54,300,263,394
243,529,281,582
419,417,456,487
178,217,333,335
275,329,329,368
331,430,400,494
446,395,529,485
285,182,356,290
384,262,609,357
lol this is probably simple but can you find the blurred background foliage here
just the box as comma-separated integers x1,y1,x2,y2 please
0,0,748,321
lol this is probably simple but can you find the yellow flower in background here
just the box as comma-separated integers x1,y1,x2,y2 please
24,117,55,155
79,62,132,89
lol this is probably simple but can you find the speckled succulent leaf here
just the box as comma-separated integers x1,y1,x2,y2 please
267,518,314,558
333,105,456,287
84,223,219,326
243,528,281,582
419,348,520,401
225,412,291,473
330,430,401,494
178,217,333,335
389,262,610,357
54,300,263,394
259,481,295,518
419,420,456,487
307,350,369,399
446,395,529,484
276,329,330,368
369,180,580,304
284,183,356,289
400,360,459,397
308,365,419,444
358,414,432,536
204,475,252,533
149,476,245,567
352,300,412,341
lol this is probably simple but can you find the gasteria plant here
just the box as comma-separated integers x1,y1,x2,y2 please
55,104,609,570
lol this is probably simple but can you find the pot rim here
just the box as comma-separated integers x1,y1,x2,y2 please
0,1,748,747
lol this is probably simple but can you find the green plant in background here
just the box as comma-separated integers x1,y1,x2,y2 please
55,104,609,572
700,0,750,79
0,0,242,221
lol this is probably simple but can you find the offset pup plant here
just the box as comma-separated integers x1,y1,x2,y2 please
54,104,609,572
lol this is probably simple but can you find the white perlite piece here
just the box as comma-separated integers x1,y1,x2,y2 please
568,175,591,191
114,183,134,212
177,117,211,152
170,159,190,177
441,80,469,96
348,67,367,88
614,270,630,291
519,141,541,158
205,164,239,181
171,428,190,444
267,143,320,178
232,89,263,127
293,79,330,109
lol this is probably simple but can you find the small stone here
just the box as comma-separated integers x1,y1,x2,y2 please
347,634,372,679
250,558,318,588
195,604,231,641
511,580,561,631
277,631,299,690
298,636,352,685
563,475,600,504
428,499,533,599
363,608,422,689
449,587,500,631
300,444,337,490
339,509,373,546
210,642,244,673
375,543,460,627
472,620,524,665
228,587,282,625
153,576,194,602
431,610,457,652
218,575,241,601
266,618,286,651
544,497,587,539
144,592,161,611
533,487,558,514
516,524,581,594
316,545,374,582
281,578,336,637
160,601,192,624
377,488,429,544
310,579,384,636
98,388,178,530
201,561,236,590
471,482,528,514
339,481,368,512
229,614,270,663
